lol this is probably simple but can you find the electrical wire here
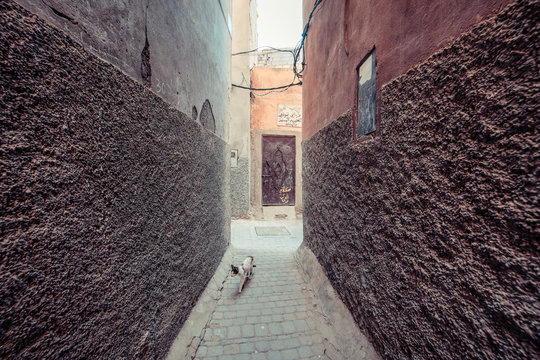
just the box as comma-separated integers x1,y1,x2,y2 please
232,82,302,91
232,46,294,56
231,0,327,93
293,0,326,80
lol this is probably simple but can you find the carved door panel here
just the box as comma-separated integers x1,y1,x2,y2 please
262,136,295,206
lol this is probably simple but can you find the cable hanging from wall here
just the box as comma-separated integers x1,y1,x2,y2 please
231,0,327,95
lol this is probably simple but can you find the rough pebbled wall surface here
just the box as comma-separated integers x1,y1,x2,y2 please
0,1,229,359
303,1,539,359
231,158,250,217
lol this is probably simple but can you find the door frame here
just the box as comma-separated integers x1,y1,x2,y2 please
250,129,303,219
261,135,296,206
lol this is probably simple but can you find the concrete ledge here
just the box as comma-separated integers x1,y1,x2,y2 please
295,243,381,360
166,248,233,360
262,206,297,220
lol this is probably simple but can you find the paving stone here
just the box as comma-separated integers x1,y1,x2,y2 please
221,354,251,360
196,345,207,357
295,311,308,320
298,345,314,358
281,321,296,334
252,352,268,360
270,339,289,351
217,355,235,360
213,312,224,319
220,318,234,327
268,322,283,336
212,328,226,339
241,324,255,337
312,343,325,355
227,326,241,339
239,342,255,353
203,329,213,341
294,319,309,332
248,309,261,316
281,348,299,360
283,313,296,321
272,307,285,315
311,333,323,344
261,308,273,315
255,324,269,337
223,343,240,354
232,317,246,326
224,311,236,319
267,350,283,360
247,316,260,324
255,340,271,352
206,345,223,357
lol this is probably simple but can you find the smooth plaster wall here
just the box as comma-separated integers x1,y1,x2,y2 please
250,67,302,131
0,1,230,358
250,67,303,217
302,0,514,139
14,0,232,140
303,1,539,359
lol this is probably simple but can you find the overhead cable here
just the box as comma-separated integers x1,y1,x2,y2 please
231,0,327,93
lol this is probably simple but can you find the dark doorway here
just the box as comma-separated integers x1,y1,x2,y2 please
262,136,295,206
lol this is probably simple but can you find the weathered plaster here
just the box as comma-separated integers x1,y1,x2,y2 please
250,67,302,131
230,0,256,217
302,0,514,139
249,66,303,219
14,0,232,139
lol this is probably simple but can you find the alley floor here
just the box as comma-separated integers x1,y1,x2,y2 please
168,219,379,360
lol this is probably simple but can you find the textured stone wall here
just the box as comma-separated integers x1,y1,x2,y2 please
13,0,232,139
231,158,250,217
303,1,539,359
0,1,229,359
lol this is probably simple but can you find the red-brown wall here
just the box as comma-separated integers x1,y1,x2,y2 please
301,0,539,358
302,0,514,139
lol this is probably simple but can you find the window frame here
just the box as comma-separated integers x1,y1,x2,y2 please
353,47,378,142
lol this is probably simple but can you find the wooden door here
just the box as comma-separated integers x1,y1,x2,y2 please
262,136,295,206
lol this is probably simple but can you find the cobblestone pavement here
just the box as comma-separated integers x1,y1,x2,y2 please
191,220,363,360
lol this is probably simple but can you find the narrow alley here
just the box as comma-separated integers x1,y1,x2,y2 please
167,220,379,360
1,0,538,359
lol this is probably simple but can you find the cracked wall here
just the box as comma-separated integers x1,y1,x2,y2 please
303,1,539,359
0,1,230,358
14,0,232,139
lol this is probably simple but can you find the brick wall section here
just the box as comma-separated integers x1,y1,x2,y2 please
0,1,229,359
303,1,539,359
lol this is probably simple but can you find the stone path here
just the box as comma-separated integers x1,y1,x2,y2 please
169,219,380,360
195,220,325,360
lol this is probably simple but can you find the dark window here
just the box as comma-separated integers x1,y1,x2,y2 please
357,49,376,137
